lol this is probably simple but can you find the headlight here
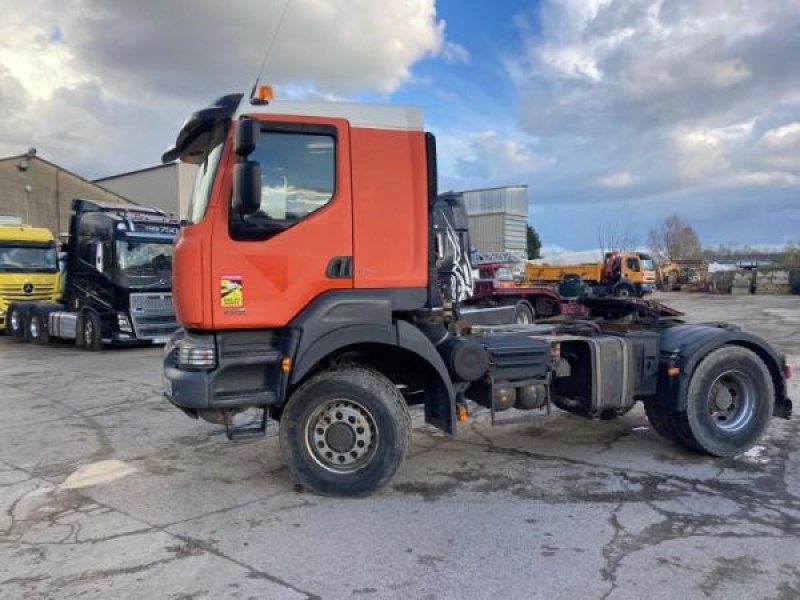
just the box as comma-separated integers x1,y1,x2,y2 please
117,312,132,333
176,334,217,370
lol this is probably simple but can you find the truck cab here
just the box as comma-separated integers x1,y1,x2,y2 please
60,200,179,343
607,251,657,296
0,223,61,332
162,91,791,497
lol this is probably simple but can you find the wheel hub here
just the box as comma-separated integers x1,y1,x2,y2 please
307,400,377,472
707,371,755,432
712,386,734,412
325,422,356,453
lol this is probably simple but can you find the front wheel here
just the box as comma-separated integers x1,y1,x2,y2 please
279,368,411,497
81,311,103,351
7,304,26,339
513,301,535,325
678,346,774,457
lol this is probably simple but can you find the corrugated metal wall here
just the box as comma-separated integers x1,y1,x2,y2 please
460,186,528,255
95,164,180,216
96,163,198,218
468,214,505,252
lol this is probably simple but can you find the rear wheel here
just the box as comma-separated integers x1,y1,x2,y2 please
644,402,681,443
7,304,26,339
279,368,410,497
28,310,50,345
513,301,535,325
675,346,774,457
81,311,103,351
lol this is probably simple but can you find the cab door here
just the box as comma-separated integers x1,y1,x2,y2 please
210,116,352,329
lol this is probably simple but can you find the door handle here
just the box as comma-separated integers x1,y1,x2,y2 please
326,256,353,279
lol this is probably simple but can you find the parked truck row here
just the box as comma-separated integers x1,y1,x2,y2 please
161,90,792,497
4,199,179,349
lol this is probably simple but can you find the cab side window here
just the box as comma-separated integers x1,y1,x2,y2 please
626,258,640,272
231,127,336,241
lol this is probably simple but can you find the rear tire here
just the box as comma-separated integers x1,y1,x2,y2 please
81,311,103,351
513,301,535,325
279,368,411,497
676,346,774,457
28,310,50,345
644,402,682,443
7,304,26,340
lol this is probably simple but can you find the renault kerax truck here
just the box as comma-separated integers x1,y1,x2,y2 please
162,91,792,497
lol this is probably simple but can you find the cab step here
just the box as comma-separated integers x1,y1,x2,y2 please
223,408,268,441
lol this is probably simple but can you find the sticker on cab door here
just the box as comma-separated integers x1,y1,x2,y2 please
220,276,244,307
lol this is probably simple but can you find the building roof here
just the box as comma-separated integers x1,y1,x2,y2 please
0,154,134,205
94,161,177,183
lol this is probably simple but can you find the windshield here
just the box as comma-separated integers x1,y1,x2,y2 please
187,143,223,224
639,254,656,271
115,241,174,274
0,244,58,272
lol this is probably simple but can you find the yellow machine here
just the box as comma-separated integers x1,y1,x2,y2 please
0,223,62,331
527,252,657,297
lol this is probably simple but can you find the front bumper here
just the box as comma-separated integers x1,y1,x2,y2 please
163,328,297,412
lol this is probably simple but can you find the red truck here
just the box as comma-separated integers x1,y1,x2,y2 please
162,90,792,497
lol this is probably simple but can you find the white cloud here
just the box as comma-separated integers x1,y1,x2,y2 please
595,171,639,188
0,0,449,176
761,122,800,151
441,42,470,64
438,130,551,184
506,0,800,208
730,171,800,187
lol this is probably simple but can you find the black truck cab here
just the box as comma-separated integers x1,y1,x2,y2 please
61,199,179,344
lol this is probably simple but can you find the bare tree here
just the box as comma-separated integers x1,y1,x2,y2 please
597,221,638,259
647,215,702,262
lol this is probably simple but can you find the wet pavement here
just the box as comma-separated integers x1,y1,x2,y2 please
1,292,799,599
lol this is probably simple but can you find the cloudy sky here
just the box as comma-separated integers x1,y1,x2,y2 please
1,0,798,249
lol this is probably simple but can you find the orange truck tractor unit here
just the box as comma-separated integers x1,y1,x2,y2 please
527,251,657,298
162,91,792,497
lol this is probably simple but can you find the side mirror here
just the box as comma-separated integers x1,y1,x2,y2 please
232,161,262,215
234,119,259,156
92,242,104,273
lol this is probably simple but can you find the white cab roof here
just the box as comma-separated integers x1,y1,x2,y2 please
235,100,424,132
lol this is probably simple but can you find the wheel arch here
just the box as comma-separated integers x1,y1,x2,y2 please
655,324,789,417
289,321,457,433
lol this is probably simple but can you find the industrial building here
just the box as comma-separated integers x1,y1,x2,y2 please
95,162,197,218
460,185,528,256
0,150,132,238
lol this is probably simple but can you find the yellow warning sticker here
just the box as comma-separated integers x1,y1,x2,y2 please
220,276,244,307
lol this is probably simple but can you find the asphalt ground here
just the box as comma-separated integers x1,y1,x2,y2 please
1,292,799,599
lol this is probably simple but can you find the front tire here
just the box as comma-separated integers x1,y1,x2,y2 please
279,368,411,497
513,301,535,325
677,346,774,457
7,304,26,340
81,311,103,351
